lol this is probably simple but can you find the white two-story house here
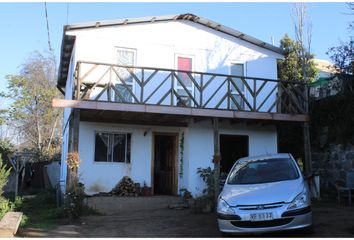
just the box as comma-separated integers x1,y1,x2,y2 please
54,13,309,196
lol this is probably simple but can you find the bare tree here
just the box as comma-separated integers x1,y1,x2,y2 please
291,3,314,82
291,3,314,178
1,51,62,160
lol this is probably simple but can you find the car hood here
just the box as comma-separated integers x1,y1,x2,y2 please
220,179,304,206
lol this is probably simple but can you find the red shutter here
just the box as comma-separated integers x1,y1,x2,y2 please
178,57,192,71
177,57,192,86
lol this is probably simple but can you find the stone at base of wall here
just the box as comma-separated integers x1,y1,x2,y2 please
312,143,354,190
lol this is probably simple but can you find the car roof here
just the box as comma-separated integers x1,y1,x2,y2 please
237,153,292,164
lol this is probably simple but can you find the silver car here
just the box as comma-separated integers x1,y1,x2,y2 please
217,153,312,235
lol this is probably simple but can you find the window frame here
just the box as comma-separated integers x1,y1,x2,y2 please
114,47,137,103
174,53,195,107
229,62,247,110
93,131,132,164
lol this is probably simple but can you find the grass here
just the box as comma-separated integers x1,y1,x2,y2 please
12,189,66,230
4,189,100,230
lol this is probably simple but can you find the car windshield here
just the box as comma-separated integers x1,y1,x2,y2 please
227,158,300,185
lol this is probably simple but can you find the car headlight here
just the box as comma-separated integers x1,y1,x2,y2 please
217,198,235,215
288,189,310,210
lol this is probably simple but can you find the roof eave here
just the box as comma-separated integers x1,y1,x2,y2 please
57,29,76,88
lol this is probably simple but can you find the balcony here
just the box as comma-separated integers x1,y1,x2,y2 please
53,61,309,126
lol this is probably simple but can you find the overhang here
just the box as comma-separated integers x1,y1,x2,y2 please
52,99,309,125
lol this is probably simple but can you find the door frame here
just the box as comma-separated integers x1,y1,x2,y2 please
151,132,179,195
219,133,250,173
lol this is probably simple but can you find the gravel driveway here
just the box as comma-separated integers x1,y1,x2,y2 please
19,201,354,238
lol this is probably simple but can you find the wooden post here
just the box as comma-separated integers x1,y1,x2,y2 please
304,123,312,172
212,118,221,202
303,84,312,175
66,109,80,193
277,82,282,114
73,63,81,153
72,109,80,152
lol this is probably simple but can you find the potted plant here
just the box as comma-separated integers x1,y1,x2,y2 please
141,181,152,196
194,167,216,213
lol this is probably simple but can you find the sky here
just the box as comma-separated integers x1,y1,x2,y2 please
0,2,352,106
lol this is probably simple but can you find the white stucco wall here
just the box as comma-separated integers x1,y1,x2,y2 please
59,124,69,192
61,19,281,195
77,120,277,196
186,121,278,196
65,20,281,112
78,121,184,195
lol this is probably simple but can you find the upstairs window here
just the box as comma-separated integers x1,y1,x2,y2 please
177,56,192,88
176,56,193,107
230,63,245,110
94,132,131,163
115,48,136,102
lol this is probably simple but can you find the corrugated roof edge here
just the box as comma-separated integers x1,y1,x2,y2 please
57,13,284,87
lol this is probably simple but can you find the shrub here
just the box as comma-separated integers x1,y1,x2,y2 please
64,180,85,221
197,167,215,198
0,197,13,219
0,155,12,219
195,167,217,213
64,152,85,222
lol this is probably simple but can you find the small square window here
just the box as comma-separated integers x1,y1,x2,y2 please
94,132,131,163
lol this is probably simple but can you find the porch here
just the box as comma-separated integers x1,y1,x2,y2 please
53,61,311,196
54,61,309,125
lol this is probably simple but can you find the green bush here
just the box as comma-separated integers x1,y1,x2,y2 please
0,155,11,219
0,197,13,219
64,178,86,221
197,167,216,198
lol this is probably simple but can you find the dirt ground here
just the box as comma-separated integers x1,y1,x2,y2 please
19,201,354,238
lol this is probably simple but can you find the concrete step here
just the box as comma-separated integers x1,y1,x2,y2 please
86,196,185,215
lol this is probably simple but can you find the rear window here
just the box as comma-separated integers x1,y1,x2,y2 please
227,158,300,185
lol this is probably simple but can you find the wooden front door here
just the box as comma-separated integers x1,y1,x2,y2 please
153,134,177,195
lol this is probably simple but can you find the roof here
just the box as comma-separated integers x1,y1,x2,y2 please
57,13,285,88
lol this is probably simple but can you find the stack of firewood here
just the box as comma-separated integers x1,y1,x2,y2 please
111,176,139,197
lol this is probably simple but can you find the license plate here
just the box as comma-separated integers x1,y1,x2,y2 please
250,212,273,221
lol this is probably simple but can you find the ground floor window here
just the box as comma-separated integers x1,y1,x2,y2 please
94,132,131,163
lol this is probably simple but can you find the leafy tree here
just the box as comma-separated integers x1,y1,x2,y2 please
0,139,14,163
278,34,317,83
326,4,353,75
0,51,62,161
0,110,6,126
327,39,353,74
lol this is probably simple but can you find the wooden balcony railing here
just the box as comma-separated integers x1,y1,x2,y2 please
73,61,308,115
